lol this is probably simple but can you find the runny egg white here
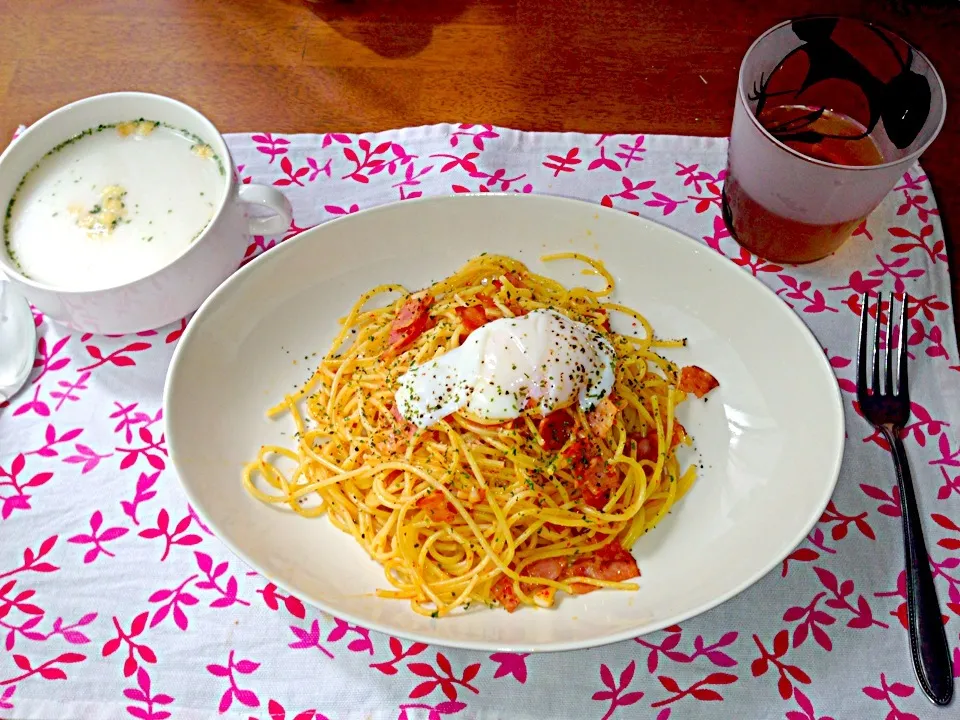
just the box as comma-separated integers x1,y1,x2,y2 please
395,308,615,428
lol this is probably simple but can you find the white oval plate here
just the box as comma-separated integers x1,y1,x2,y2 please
164,194,844,652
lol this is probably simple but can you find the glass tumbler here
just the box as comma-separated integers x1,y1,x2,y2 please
722,17,946,264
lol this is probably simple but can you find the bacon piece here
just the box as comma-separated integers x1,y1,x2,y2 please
473,290,527,320
562,436,621,509
627,430,657,464
416,492,456,523
387,293,433,354
563,438,594,469
677,365,719,398
492,271,526,290
586,396,618,437
627,421,686,465
566,542,640,593
538,409,575,451
488,272,528,316
491,575,520,613
393,292,431,331
377,403,417,455
522,557,568,582
454,305,489,335
672,420,686,447
505,300,527,317
476,292,499,315
581,459,621,510
598,309,612,333
500,546,639,606
592,542,641,582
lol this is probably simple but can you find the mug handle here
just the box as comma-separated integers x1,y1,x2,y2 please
237,184,293,236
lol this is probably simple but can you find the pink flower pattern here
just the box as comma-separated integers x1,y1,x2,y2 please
0,126,957,717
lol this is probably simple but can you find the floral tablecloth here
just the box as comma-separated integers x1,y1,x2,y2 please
1,125,958,720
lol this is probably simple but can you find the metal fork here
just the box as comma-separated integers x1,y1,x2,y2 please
857,292,953,706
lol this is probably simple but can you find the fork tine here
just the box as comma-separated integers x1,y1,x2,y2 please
885,292,895,395
898,294,909,400
872,294,882,393
857,292,869,398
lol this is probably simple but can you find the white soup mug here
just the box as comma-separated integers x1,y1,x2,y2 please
0,92,292,335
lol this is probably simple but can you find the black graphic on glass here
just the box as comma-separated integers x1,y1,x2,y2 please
749,17,931,150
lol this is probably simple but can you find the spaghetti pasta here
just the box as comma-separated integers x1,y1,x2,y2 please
243,253,717,616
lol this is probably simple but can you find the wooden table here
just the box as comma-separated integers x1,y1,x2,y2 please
2,0,958,339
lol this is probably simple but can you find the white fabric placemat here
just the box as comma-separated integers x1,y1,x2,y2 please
1,124,958,720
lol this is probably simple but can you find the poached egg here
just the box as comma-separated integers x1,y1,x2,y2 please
395,308,615,428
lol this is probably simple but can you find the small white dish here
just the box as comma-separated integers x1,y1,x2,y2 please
164,194,845,652
0,92,292,335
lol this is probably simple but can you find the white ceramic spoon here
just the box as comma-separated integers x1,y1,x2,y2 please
0,278,36,403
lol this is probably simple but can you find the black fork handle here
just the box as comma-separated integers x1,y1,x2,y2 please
882,426,954,705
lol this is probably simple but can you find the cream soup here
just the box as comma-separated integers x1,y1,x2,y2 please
4,120,224,290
